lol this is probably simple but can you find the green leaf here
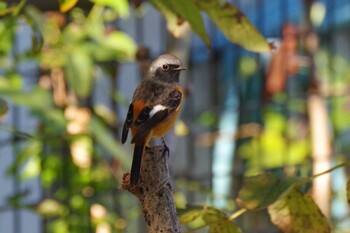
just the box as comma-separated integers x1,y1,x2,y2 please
268,189,331,233
0,87,53,110
89,117,129,167
21,154,41,180
41,154,62,188
102,31,137,61
58,0,79,13
48,219,69,233
0,0,26,16
237,173,299,210
0,19,15,56
169,0,210,46
197,0,270,52
0,98,8,116
179,206,241,233
0,2,7,11
0,73,23,91
7,140,42,179
64,48,93,97
91,0,129,18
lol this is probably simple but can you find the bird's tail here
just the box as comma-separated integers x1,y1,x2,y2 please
130,144,144,185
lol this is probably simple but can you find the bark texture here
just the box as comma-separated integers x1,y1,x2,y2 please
122,145,180,233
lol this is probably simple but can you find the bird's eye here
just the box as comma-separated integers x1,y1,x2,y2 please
162,64,169,71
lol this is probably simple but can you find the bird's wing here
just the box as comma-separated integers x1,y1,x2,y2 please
131,89,182,144
121,103,134,144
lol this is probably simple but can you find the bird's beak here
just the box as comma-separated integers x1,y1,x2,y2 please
173,66,187,71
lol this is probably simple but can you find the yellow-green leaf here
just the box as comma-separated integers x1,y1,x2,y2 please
268,189,331,233
209,221,241,233
237,173,298,210
179,206,241,233
59,0,79,13
0,0,26,16
149,0,183,38
170,0,210,46
103,31,137,61
0,73,23,91
91,0,129,18
197,0,270,52
179,208,204,224
7,140,43,180
21,155,41,180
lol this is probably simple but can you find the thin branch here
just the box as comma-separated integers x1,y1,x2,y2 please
296,161,350,186
310,162,349,179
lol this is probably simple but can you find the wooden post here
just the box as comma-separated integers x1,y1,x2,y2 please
122,145,181,233
308,93,331,219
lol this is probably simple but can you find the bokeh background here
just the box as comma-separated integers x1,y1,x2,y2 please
1,0,350,232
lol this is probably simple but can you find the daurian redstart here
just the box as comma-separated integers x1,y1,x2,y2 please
121,54,186,184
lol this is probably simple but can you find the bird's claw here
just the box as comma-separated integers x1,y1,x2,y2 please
161,137,170,157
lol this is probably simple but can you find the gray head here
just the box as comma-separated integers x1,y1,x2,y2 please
147,54,186,83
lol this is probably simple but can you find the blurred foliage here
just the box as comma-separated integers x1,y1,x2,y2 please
237,173,299,210
150,0,271,52
1,0,348,233
232,35,350,231
237,110,310,175
180,168,339,233
315,50,350,152
0,0,135,232
196,0,271,52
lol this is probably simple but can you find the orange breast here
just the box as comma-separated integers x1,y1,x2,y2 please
152,108,180,137
152,86,183,137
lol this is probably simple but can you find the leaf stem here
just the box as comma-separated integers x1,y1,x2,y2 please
228,208,247,221
311,162,348,179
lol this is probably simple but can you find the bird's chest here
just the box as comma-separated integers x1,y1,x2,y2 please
134,81,170,103
151,108,180,137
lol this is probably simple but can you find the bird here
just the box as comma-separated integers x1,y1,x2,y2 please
121,54,186,185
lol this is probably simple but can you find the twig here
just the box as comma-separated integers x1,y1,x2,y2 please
310,162,348,179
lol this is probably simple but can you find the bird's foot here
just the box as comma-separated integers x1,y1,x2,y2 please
161,137,170,157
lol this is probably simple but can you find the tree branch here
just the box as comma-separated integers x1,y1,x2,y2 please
122,145,180,233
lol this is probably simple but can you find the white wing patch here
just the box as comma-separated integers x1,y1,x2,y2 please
150,104,166,117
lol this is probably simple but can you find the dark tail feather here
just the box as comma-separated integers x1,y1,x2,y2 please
130,144,144,185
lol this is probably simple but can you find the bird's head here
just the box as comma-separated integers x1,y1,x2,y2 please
148,54,186,83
